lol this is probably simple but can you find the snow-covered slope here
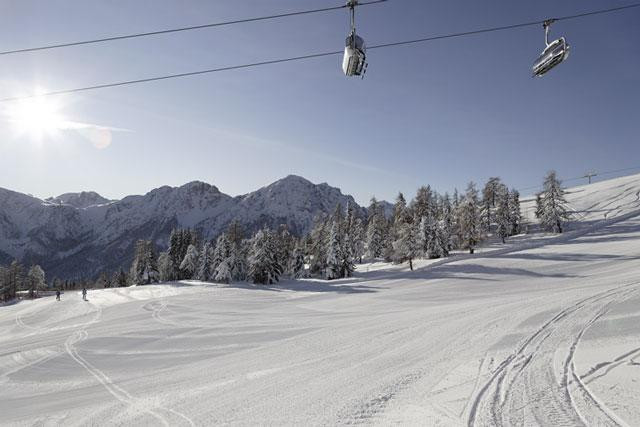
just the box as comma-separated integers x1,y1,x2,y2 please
521,172,640,225
0,175,361,278
1,179,640,425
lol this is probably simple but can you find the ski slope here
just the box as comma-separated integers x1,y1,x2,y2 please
2,175,640,426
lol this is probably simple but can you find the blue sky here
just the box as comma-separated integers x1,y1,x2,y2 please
1,0,639,204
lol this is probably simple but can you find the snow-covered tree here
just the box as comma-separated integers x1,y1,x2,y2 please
179,244,199,279
509,189,522,236
351,217,366,263
213,258,232,284
27,265,45,298
309,215,330,275
413,186,435,222
168,228,196,280
158,251,171,282
495,188,511,243
230,240,248,281
196,241,214,281
366,198,387,259
131,240,159,285
458,182,483,254
289,245,306,278
325,221,343,280
440,193,455,251
482,177,502,231
211,234,231,275
248,229,282,285
539,171,571,233
394,220,419,270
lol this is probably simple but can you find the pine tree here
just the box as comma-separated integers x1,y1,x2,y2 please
213,259,232,284
535,193,544,219
289,245,306,278
539,171,571,233
351,217,366,263
509,189,522,236
495,187,511,243
179,244,199,279
158,251,171,282
325,221,343,280
131,240,159,285
309,215,330,275
196,241,214,281
211,234,231,276
413,186,435,221
390,192,409,262
248,229,282,285
2,261,23,301
115,269,128,287
482,177,502,231
230,240,248,281
27,265,45,298
458,182,483,254
441,193,454,251
275,226,295,273
366,198,386,259
394,220,419,270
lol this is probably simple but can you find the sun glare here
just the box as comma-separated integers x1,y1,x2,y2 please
7,97,66,140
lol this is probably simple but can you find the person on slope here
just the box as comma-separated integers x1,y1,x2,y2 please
82,287,87,301
56,289,61,301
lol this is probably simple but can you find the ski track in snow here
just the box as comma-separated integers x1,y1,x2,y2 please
62,302,195,427
468,283,638,427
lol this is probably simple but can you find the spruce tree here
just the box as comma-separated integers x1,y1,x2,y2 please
289,245,306,278
366,198,386,259
539,171,571,233
459,182,483,254
394,220,419,270
27,265,45,298
509,189,522,236
248,229,282,285
196,241,214,281
158,251,171,282
325,221,343,280
179,244,199,279
309,215,330,275
213,258,232,284
495,187,511,243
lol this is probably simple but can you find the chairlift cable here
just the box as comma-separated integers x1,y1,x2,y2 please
0,0,387,56
1,2,638,102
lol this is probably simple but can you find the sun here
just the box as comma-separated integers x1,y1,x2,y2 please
7,97,66,140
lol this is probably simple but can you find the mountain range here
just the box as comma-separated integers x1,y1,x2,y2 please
0,175,366,279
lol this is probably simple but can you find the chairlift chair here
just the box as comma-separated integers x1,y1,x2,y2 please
342,0,367,77
532,19,570,77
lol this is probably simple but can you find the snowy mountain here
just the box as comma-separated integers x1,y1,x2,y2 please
0,175,363,279
45,191,113,209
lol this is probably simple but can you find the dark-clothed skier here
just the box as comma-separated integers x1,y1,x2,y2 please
82,287,87,301
56,290,61,301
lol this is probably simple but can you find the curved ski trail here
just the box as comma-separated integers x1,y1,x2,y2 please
468,282,638,427
65,302,194,426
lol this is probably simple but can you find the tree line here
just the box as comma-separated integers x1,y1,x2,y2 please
0,170,572,299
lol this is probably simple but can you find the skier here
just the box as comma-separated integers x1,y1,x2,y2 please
56,289,61,301
82,287,87,301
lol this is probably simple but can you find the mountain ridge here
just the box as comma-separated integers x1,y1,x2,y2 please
0,175,365,279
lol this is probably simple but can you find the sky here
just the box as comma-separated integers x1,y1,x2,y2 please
1,0,639,205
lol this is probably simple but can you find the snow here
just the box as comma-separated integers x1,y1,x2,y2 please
2,174,640,425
